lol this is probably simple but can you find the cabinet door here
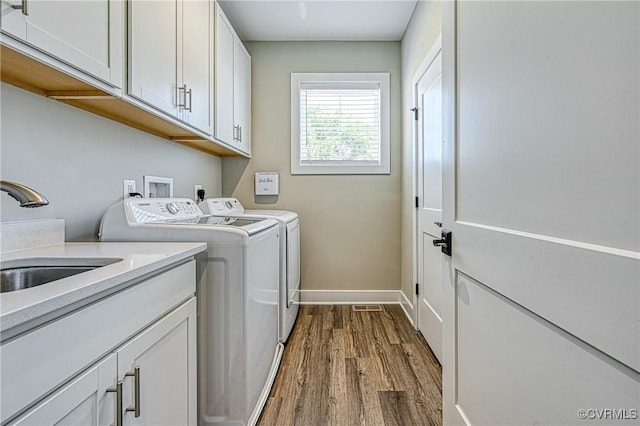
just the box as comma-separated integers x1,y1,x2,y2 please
116,298,197,426
1,0,26,39
1,0,122,86
10,354,117,426
129,0,178,117
233,40,251,155
214,5,235,146
181,0,212,134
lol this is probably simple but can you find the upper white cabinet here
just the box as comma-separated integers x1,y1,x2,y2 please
0,0,251,156
233,40,251,155
180,0,213,134
0,0,123,88
215,3,252,155
128,0,177,117
129,0,212,135
214,7,234,145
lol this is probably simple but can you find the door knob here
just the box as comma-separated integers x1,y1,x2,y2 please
432,238,447,247
432,229,452,256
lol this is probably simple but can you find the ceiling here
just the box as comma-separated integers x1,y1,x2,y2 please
217,0,419,41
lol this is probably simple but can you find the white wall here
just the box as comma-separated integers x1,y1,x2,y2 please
400,1,442,303
223,41,402,292
1,83,222,241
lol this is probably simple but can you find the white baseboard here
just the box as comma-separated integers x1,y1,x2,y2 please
400,292,415,327
299,290,402,305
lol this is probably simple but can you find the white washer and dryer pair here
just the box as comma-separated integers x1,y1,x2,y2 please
199,198,300,343
99,198,282,426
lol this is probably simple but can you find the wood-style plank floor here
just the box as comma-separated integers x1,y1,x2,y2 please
258,305,442,426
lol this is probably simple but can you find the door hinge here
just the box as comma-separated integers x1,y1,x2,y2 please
415,196,419,208
410,107,418,121
415,283,419,295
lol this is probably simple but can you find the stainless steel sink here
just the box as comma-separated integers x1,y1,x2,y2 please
0,258,123,293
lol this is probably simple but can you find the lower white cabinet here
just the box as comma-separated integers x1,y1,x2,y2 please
116,297,197,426
2,261,197,425
12,354,117,426
10,298,197,426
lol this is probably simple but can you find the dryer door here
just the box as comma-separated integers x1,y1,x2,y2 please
286,219,301,307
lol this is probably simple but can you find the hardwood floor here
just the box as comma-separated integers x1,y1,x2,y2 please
258,305,442,426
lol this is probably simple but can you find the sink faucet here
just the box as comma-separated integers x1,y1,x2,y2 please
1,180,49,208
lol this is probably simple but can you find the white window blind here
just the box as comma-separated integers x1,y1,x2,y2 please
300,82,381,164
291,73,390,175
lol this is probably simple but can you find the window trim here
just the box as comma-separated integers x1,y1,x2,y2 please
291,72,391,175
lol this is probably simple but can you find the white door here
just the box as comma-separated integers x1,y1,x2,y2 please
234,40,251,155
1,0,27,39
129,0,178,117
11,354,117,426
415,42,443,364
1,0,122,86
117,298,197,426
214,4,235,146
441,1,640,425
181,0,212,134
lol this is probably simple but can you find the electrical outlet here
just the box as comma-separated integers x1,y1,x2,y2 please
194,184,203,202
123,180,136,199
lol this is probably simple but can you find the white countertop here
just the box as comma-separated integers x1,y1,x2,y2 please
0,242,207,334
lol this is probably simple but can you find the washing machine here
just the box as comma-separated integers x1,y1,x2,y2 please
199,198,300,343
99,198,282,426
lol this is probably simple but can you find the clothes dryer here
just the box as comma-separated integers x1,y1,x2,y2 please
99,198,282,426
199,198,300,343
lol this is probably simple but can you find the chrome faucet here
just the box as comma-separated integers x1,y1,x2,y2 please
1,180,49,208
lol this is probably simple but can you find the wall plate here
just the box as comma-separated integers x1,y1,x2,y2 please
123,180,136,199
143,175,173,198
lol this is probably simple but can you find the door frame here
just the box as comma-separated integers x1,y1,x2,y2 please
441,1,470,420
412,34,443,327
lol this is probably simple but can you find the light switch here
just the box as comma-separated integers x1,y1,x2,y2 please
255,172,279,195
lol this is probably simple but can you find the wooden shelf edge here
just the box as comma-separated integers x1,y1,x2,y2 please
48,90,116,100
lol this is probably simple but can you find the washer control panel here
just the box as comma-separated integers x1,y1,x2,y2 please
126,198,202,223
201,197,245,215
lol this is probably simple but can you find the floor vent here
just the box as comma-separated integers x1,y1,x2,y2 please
352,305,383,312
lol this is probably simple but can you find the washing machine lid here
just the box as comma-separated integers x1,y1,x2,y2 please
161,215,276,234
199,198,298,223
244,209,298,222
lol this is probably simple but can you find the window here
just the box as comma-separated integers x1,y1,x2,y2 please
291,73,390,175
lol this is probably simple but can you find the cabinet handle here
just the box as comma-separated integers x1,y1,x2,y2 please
233,125,239,142
238,125,242,143
177,84,187,109
11,0,28,15
186,87,193,112
125,366,141,418
106,381,124,426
